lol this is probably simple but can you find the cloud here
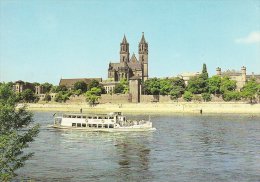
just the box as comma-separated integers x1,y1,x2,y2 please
235,31,260,44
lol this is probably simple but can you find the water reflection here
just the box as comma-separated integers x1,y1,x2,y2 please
114,134,152,181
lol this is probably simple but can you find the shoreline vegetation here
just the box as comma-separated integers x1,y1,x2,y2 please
22,102,260,115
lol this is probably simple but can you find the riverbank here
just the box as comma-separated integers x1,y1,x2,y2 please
22,102,260,114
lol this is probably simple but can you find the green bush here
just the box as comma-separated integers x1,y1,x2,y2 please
222,91,241,101
202,93,212,102
183,91,193,102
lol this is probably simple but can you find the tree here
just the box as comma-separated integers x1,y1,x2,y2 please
222,91,241,101
0,84,39,181
186,76,206,94
170,86,184,100
183,91,193,102
144,78,160,95
114,83,125,94
220,76,236,93
73,81,88,92
41,82,53,93
241,79,260,103
85,87,102,106
20,89,37,103
202,93,212,102
88,80,105,94
201,63,209,80
159,79,173,95
208,75,221,95
54,91,71,103
114,79,129,94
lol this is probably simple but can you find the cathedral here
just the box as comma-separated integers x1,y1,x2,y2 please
108,33,148,82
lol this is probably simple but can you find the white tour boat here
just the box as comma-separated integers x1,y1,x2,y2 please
52,112,156,132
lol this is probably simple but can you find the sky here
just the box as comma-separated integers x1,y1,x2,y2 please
0,0,260,85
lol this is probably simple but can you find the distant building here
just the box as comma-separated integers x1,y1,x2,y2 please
13,80,34,93
59,78,102,89
108,33,149,82
177,72,201,85
216,66,260,90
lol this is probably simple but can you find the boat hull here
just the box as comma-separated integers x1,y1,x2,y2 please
51,125,156,132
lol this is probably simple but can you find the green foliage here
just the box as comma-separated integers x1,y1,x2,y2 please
88,80,105,94
201,63,209,80
73,81,88,93
208,75,221,94
54,91,71,103
41,82,53,93
114,79,129,94
85,87,102,106
19,89,38,103
144,78,161,95
222,91,241,101
202,93,212,102
241,79,260,103
170,86,184,100
186,76,208,94
220,76,236,93
183,91,193,102
159,79,173,95
0,83,39,181
144,77,185,98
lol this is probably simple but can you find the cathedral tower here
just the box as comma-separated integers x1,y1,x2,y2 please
120,35,130,63
139,32,148,81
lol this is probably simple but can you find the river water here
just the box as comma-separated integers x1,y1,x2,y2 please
15,112,260,182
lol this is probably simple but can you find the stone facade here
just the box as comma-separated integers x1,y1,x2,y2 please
108,33,148,82
13,80,35,93
177,72,201,85
216,66,260,90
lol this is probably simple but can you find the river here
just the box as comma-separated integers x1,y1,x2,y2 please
15,112,260,181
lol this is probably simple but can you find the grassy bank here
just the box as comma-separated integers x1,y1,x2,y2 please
21,102,260,114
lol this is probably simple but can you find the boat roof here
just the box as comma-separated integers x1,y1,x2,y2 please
62,112,122,117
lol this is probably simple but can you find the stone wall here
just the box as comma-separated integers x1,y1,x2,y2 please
99,94,131,104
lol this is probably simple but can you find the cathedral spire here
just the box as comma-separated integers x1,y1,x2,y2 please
122,34,128,44
140,32,147,44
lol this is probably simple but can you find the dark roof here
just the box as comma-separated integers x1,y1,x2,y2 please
109,62,128,71
59,78,102,88
128,61,142,71
130,53,138,63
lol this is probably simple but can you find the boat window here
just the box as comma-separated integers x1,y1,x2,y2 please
88,116,92,119
93,124,97,128
82,123,86,127
98,124,102,128
109,124,114,128
93,116,97,119
88,124,92,127
72,115,76,118
77,116,81,118
68,115,72,118
72,123,76,127
104,124,108,128
109,116,113,119
105,117,108,119
82,116,86,119
77,123,81,127
98,116,102,119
